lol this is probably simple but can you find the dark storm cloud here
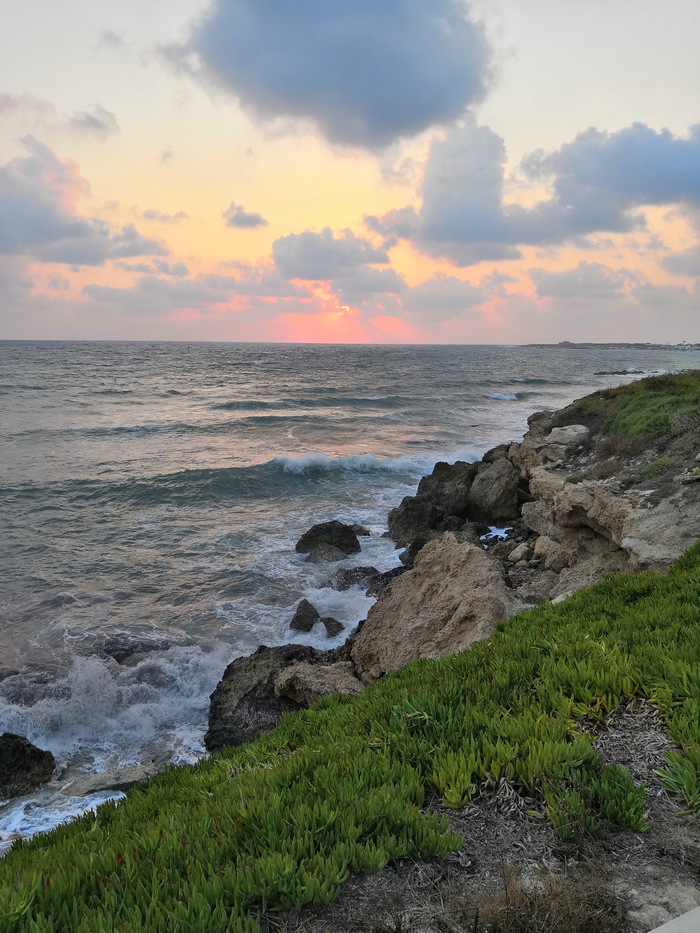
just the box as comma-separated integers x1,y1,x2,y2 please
223,202,269,229
67,105,119,140
371,122,700,265
175,0,492,148
273,228,389,280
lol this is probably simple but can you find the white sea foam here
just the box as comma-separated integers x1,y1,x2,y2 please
485,392,519,401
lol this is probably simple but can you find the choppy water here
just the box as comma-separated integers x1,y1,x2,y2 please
2,340,698,839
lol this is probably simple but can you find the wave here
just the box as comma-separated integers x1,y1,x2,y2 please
211,395,406,413
485,392,519,401
1,448,480,507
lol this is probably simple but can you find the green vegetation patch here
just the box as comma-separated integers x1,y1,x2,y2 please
2,543,700,931
567,370,700,438
642,457,677,479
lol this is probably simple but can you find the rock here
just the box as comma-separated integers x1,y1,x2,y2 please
205,644,349,750
295,521,361,555
545,425,590,448
365,566,407,597
482,444,510,463
321,616,344,637
508,542,533,563
416,460,478,520
304,543,349,563
387,496,442,547
0,733,55,799
289,598,320,632
399,533,440,568
274,661,363,706
351,524,371,537
351,534,525,684
509,424,589,478
326,566,379,591
467,458,522,522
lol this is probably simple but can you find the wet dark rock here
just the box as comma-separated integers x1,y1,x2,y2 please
417,460,478,520
304,543,349,563
205,643,350,751
326,566,379,591
321,617,344,637
351,524,371,537
295,521,361,555
100,637,179,666
289,598,320,632
482,443,510,463
365,566,407,597
0,733,55,799
387,496,442,547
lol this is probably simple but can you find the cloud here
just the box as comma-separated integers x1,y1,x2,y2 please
401,274,485,320
108,224,169,259
223,201,269,229
0,135,109,265
663,245,700,277
530,262,631,300
67,105,120,140
273,227,389,279
0,138,174,266
96,29,126,51
175,0,492,148
371,122,700,265
160,147,175,164
0,93,54,123
142,209,189,223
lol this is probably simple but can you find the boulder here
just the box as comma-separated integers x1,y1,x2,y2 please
467,458,522,522
274,661,363,706
295,521,361,555
351,534,525,683
205,643,349,750
304,544,349,563
508,542,533,563
289,598,320,632
416,460,478,519
387,496,442,547
321,617,344,637
482,444,510,463
0,733,55,799
326,566,379,591
351,524,371,537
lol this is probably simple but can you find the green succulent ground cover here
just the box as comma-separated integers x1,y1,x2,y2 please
568,370,700,438
2,544,700,931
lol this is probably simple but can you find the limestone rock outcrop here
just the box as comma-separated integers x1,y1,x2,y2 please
274,661,363,706
351,534,525,684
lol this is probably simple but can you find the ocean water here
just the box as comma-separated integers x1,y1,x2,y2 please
2,340,699,839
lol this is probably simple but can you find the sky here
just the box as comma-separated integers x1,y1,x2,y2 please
0,0,699,344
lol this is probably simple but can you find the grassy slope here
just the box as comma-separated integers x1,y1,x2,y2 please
552,370,700,437
2,372,700,931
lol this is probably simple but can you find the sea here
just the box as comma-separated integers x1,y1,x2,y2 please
2,340,699,842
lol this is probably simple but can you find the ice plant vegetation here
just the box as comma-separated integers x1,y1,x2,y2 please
1,546,700,929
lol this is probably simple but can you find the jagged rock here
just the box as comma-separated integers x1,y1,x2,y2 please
289,598,320,632
274,661,363,706
0,733,55,799
321,616,344,637
545,425,590,448
295,521,361,555
387,496,442,547
326,566,379,591
365,566,407,597
416,460,478,520
508,542,533,563
205,644,349,750
509,424,590,478
399,532,442,568
482,444,510,463
304,544,349,563
351,524,371,537
351,534,525,684
467,458,522,522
